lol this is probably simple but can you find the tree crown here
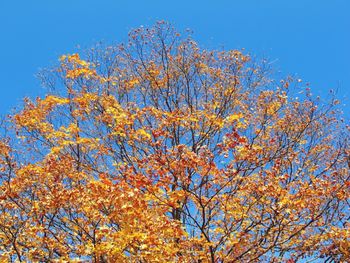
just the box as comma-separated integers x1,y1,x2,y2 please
0,22,349,262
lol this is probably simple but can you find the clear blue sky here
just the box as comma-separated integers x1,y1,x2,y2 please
0,0,349,115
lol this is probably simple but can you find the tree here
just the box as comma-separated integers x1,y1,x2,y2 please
0,21,349,262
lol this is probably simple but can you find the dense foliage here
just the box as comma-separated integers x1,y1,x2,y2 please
0,22,349,262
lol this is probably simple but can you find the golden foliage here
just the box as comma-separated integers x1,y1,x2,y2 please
0,22,349,262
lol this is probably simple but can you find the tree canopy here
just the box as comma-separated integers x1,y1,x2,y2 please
0,22,349,262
